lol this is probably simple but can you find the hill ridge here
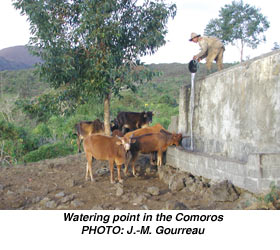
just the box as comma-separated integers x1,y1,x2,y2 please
0,45,41,71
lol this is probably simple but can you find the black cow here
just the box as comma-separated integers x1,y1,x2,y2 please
110,119,119,131
116,111,153,134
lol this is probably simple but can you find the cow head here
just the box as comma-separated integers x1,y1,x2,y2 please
159,129,182,146
145,111,153,123
141,111,153,127
110,119,119,131
116,134,134,151
171,133,182,146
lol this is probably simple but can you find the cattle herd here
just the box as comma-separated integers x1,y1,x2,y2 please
74,111,182,184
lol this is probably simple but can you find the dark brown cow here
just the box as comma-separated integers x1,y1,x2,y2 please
124,124,182,165
126,130,182,176
83,134,132,183
75,119,104,153
116,111,153,134
110,119,119,131
112,129,125,137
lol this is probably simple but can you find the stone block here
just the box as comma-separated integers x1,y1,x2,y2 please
206,156,216,169
259,178,276,192
225,161,246,176
216,161,227,172
246,168,262,179
260,154,280,166
244,177,259,193
261,167,280,178
230,175,245,187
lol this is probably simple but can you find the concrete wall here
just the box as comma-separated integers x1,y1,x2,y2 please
168,50,280,193
166,147,280,193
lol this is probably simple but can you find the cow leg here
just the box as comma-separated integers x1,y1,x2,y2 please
109,160,116,184
85,162,89,181
116,164,123,183
124,162,129,176
77,136,81,153
130,151,140,177
149,153,153,165
150,152,157,165
85,153,94,181
124,152,131,176
157,150,163,167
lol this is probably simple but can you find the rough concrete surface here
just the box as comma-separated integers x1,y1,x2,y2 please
170,50,280,193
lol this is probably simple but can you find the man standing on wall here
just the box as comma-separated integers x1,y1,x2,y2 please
190,32,225,71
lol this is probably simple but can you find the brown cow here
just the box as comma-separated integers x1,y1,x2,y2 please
126,130,182,176
124,123,182,165
83,134,132,183
124,123,168,140
116,111,153,134
74,119,105,153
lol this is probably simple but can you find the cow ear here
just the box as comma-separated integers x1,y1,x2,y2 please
116,141,122,145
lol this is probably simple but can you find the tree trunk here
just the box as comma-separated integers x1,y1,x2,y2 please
104,92,111,136
240,40,244,62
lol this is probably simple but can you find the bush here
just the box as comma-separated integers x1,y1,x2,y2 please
158,94,177,106
75,100,104,119
264,182,280,204
23,142,74,163
0,119,39,164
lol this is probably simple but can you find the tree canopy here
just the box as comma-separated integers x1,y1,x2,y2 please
13,0,176,133
272,42,280,51
204,0,269,62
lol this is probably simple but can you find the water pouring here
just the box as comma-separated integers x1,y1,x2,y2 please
188,59,199,151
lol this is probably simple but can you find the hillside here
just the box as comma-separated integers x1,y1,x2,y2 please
0,68,47,97
0,61,236,167
0,60,239,166
0,45,42,71
0,56,30,71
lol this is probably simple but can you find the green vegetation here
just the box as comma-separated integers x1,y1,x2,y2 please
0,119,39,165
22,142,74,163
0,62,234,165
14,0,176,135
3,0,242,165
263,182,280,204
204,0,270,62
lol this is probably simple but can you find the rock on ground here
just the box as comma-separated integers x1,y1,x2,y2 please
0,154,276,210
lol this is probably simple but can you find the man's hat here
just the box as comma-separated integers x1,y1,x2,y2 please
189,32,201,41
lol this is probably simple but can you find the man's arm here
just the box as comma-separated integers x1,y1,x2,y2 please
195,39,208,59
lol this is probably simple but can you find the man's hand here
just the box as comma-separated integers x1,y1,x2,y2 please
193,56,201,62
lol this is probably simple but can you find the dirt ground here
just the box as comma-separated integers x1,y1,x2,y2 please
0,152,277,210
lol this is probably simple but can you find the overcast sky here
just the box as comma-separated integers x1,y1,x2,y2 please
1,0,278,64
